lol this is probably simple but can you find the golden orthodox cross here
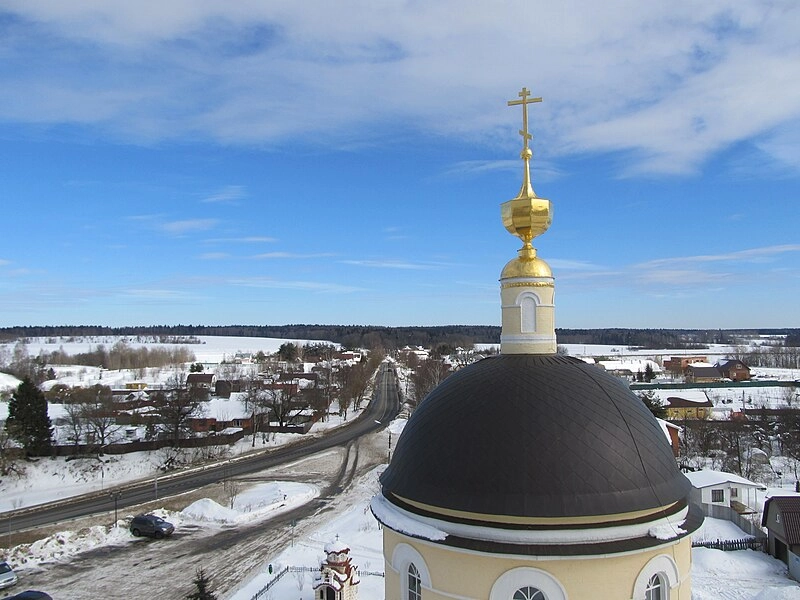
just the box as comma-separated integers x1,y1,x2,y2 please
507,87,542,150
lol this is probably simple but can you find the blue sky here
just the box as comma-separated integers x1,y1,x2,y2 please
1,1,799,329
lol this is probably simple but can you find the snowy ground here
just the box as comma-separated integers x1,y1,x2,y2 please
0,404,364,512
2,336,800,597
1,417,799,599
2,481,317,573
1,335,336,366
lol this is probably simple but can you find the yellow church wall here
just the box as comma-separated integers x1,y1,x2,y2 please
383,528,693,600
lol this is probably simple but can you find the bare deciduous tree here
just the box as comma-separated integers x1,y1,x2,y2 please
223,478,241,509
153,373,206,445
72,385,119,450
256,384,306,428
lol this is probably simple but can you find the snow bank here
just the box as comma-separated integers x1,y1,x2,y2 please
181,482,318,524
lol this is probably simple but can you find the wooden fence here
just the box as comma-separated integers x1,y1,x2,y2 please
52,429,246,457
692,537,767,552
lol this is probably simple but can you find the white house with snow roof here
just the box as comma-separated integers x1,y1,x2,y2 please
685,470,765,515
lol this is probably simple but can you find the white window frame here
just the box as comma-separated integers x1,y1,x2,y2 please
633,554,679,600
516,291,540,333
391,543,431,600
408,562,422,600
489,567,566,600
644,573,664,600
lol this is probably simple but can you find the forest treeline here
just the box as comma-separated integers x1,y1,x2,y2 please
1,325,798,350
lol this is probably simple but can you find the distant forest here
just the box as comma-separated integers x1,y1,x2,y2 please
1,325,798,351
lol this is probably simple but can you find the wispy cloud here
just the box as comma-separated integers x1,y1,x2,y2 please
2,3,799,175
634,269,731,286
229,277,364,293
198,252,230,260
127,214,164,222
637,245,800,269
202,185,246,204
442,159,562,182
159,219,218,235
0,259,11,267
548,259,603,271
252,252,335,259
120,288,190,300
205,236,277,244
340,259,442,270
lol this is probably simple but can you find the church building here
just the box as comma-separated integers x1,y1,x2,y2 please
371,88,702,600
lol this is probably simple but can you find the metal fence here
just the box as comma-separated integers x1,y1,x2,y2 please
250,566,289,600
701,503,767,540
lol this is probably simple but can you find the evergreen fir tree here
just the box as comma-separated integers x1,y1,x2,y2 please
638,390,667,420
6,378,52,456
186,567,217,600
644,363,656,382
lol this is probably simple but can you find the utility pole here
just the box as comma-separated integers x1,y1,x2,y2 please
109,491,122,527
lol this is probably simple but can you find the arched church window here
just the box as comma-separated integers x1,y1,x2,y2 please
520,295,537,333
645,574,665,600
408,562,422,600
513,586,546,600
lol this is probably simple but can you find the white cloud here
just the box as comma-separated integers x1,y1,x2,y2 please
228,277,364,293
120,288,189,300
637,244,800,269
205,236,277,244
1,2,799,174
202,185,246,204
340,259,441,270
548,259,603,271
159,219,218,235
251,252,334,259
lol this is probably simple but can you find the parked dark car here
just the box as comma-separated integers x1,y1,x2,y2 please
0,561,18,590
129,514,175,539
6,592,53,599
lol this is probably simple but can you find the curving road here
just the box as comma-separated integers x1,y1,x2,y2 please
0,362,400,535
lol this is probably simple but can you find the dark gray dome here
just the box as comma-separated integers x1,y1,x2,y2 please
381,354,690,520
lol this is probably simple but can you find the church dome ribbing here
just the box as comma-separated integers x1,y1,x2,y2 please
380,353,690,522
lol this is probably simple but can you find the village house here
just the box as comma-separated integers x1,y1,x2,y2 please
653,389,714,420
762,496,800,581
685,469,765,516
685,363,722,383
663,355,708,375
715,358,752,381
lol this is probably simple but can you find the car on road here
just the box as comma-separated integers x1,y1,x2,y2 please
6,592,53,599
0,561,18,589
129,514,175,539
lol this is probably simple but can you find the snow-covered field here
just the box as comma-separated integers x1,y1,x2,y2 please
3,335,335,365
2,335,800,598
0,408,798,599
5,462,797,600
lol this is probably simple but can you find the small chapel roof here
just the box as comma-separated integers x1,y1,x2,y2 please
324,539,349,554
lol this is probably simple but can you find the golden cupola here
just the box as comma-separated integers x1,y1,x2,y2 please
500,87,556,355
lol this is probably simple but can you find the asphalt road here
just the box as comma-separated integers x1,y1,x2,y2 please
0,362,400,535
